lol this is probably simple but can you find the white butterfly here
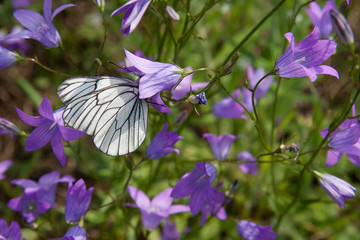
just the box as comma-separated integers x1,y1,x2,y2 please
57,76,148,156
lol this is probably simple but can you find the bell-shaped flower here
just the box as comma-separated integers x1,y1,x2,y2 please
0,118,21,139
0,45,17,69
314,171,356,208
171,162,217,215
146,122,183,159
275,27,338,82
111,0,152,35
16,97,84,167
0,218,22,240
49,225,86,240
303,0,336,38
12,171,74,206
13,0,75,48
247,65,273,100
0,160,13,180
161,219,180,240
126,186,190,230
199,186,227,226
237,151,258,175
124,49,186,99
7,189,51,223
237,220,277,240
212,89,247,119
203,133,237,161
0,26,29,54
65,179,93,223
12,0,35,9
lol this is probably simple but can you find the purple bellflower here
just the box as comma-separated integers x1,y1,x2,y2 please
162,219,180,240
203,133,237,161
237,220,277,240
111,0,152,35
304,0,336,38
65,179,93,223
0,26,29,54
146,122,183,160
212,89,247,119
314,171,356,208
275,27,338,82
13,0,75,48
16,97,84,167
126,186,190,230
0,219,22,240
199,186,227,226
320,109,360,167
247,65,273,100
49,225,86,240
237,151,258,175
12,171,74,206
0,160,13,180
171,162,217,215
8,189,51,223
0,45,17,69
124,49,186,99
0,117,21,139
12,0,35,9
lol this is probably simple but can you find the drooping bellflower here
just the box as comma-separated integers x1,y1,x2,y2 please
212,89,247,119
7,189,51,223
65,179,93,223
199,186,227,226
16,97,84,167
162,219,180,240
171,162,217,215
111,0,152,35
303,0,336,38
49,225,86,240
314,171,356,208
247,65,273,100
0,26,29,54
126,186,190,230
14,0,75,48
203,133,237,161
237,151,258,175
11,171,74,206
0,160,13,180
146,122,183,160
0,46,17,69
0,218,22,240
237,220,277,240
275,27,338,82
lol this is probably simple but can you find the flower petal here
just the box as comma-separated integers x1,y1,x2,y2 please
127,186,150,210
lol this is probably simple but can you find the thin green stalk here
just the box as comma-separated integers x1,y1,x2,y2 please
223,0,287,65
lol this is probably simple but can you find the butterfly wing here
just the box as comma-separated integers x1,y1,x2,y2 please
57,76,148,156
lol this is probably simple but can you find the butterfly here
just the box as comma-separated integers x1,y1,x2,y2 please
57,76,149,156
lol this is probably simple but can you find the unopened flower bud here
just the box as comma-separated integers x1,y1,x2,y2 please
219,52,240,76
188,92,207,105
166,5,180,21
0,118,20,137
330,9,354,45
94,0,105,12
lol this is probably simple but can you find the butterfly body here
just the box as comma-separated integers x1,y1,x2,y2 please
57,76,148,156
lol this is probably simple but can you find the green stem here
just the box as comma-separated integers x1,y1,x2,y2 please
223,0,287,65
26,57,71,77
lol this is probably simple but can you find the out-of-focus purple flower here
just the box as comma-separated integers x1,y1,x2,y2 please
171,162,217,215
166,5,180,21
0,26,29,54
12,0,35,9
13,0,75,48
8,189,51,223
0,160,13,180
200,186,227,226
65,179,93,223
237,220,277,240
111,0,152,35
124,49,186,99
16,97,84,167
0,45,17,69
12,171,74,206
49,225,86,240
126,186,190,230
346,0,350,5
0,117,21,139
162,219,180,240
146,122,183,159
0,218,22,240
275,27,338,82
314,171,356,208
247,65,273,100
203,133,237,161
212,89,247,119
304,0,336,38
237,151,258,175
